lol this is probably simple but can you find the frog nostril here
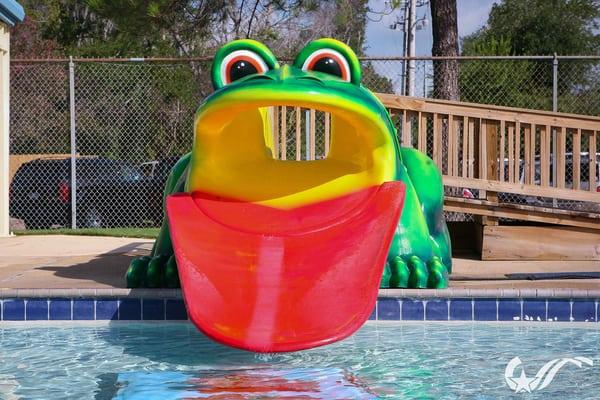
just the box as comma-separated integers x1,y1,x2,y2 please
297,76,324,85
249,75,275,81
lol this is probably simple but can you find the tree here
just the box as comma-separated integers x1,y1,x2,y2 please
463,0,600,56
430,0,459,100
460,0,600,114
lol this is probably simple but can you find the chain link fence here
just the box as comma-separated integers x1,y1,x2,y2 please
9,56,600,230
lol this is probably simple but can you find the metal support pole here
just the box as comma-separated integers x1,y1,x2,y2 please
552,53,558,112
0,26,10,236
406,0,416,97
69,56,77,229
552,54,558,199
401,6,408,96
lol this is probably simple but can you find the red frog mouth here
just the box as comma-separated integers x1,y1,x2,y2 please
166,181,405,352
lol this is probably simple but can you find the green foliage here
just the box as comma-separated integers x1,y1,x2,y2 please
15,227,160,238
462,0,600,56
460,0,600,114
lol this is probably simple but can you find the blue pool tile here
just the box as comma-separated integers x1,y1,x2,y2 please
498,299,522,321
401,300,424,320
49,299,72,320
3,300,24,321
165,300,188,320
26,300,48,320
368,305,376,320
119,299,141,320
522,299,546,322
474,299,497,321
96,300,119,320
547,300,571,321
377,298,400,320
426,300,448,321
143,299,165,320
73,299,94,320
449,299,472,321
572,300,595,322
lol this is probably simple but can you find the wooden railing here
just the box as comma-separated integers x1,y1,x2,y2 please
379,94,600,229
268,95,600,229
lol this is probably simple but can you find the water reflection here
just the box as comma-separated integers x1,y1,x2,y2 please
108,367,380,399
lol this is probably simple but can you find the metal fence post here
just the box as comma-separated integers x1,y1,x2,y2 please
552,54,558,198
68,56,77,229
552,53,558,112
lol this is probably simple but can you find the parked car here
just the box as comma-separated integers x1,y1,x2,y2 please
140,156,182,224
10,157,149,229
462,153,600,211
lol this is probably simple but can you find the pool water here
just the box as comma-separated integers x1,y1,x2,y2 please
0,322,598,399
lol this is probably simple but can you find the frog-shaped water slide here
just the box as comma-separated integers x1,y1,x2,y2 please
127,39,451,352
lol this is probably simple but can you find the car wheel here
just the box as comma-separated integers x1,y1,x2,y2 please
83,208,104,228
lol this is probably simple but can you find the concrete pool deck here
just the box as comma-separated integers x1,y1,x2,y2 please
1,235,599,291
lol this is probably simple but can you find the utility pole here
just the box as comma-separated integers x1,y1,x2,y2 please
401,4,409,96
406,0,416,97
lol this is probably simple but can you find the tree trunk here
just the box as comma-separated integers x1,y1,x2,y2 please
430,0,460,100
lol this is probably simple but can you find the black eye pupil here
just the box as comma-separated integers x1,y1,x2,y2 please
312,57,343,78
229,60,259,82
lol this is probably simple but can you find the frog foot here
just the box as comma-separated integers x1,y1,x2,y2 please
126,255,180,288
381,255,448,289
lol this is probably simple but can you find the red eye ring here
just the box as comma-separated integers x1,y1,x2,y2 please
220,50,269,85
301,48,351,82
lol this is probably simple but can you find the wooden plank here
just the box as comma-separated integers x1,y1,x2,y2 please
444,198,600,230
508,123,515,182
309,109,316,160
541,125,550,186
447,114,455,175
418,112,427,152
295,107,302,160
468,118,475,178
529,124,536,184
272,107,279,159
573,128,581,190
556,126,566,188
376,93,600,132
483,120,499,225
481,225,600,261
324,112,330,156
479,119,488,181
443,175,600,203
450,115,459,176
461,116,468,177
280,106,287,160
432,113,441,168
402,109,412,147
590,131,597,192
499,120,505,181
514,121,521,183
523,124,531,184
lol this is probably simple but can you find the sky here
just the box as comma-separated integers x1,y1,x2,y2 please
364,0,498,56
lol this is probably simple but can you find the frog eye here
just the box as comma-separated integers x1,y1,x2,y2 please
220,50,269,85
212,40,279,90
293,38,361,84
301,49,351,82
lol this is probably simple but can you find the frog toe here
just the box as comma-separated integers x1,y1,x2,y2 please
386,256,409,288
126,256,151,288
407,255,429,288
427,256,449,289
165,255,180,288
146,255,169,288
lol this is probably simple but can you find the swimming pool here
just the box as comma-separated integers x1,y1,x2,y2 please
0,322,597,399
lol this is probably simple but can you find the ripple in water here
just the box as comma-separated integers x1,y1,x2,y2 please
0,322,597,399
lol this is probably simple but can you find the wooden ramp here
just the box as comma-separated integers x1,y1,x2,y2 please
377,94,600,261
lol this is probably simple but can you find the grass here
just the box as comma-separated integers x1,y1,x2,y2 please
14,227,160,239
